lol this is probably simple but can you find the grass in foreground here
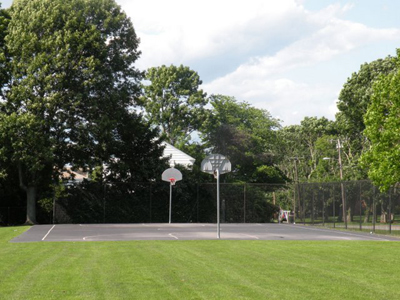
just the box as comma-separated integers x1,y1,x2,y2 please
0,226,400,300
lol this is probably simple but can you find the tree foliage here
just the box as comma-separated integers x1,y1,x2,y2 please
336,56,397,155
278,117,339,182
0,3,10,96
337,56,397,132
0,0,163,223
202,95,285,183
362,50,400,191
333,56,398,184
140,64,208,146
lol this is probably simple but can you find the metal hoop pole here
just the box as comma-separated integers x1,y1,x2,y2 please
217,169,220,239
169,183,172,224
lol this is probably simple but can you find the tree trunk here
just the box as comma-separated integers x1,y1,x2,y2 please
26,186,37,224
364,210,370,223
18,163,37,224
380,212,387,223
346,207,352,223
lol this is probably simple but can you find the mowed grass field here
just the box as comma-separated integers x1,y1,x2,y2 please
1,226,400,300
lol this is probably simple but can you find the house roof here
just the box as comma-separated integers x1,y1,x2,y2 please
61,167,89,182
161,142,196,169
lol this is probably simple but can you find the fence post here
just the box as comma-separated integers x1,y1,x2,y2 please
312,189,315,225
333,184,336,228
389,189,392,234
243,184,246,223
302,184,305,225
373,186,376,233
53,196,56,225
359,181,362,231
293,184,296,224
341,182,347,229
103,184,106,223
149,183,152,223
196,183,199,223
322,185,325,226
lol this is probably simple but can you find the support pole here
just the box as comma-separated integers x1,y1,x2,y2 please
217,169,220,239
169,183,172,224
337,139,347,229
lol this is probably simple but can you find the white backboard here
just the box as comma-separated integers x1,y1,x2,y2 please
201,154,231,174
162,167,183,182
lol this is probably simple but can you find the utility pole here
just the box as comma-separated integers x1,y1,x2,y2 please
291,157,300,224
337,139,347,229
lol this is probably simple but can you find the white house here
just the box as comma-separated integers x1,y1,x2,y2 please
61,167,89,183
161,142,196,169
61,141,195,183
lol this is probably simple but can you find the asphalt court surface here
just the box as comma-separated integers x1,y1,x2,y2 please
11,223,400,242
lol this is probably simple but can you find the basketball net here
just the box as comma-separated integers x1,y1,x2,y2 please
169,178,176,186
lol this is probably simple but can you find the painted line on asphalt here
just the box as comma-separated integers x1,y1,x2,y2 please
169,233,179,240
241,234,259,240
42,225,56,241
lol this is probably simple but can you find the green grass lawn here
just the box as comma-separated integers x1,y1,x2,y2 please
1,226,400,300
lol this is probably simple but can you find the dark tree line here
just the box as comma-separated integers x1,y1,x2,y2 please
0,0,398,224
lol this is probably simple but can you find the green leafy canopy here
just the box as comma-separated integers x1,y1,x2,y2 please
362,50,400,191
0,0,163,223
140,64,208,146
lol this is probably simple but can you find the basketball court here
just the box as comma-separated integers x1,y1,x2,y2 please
10,156,400,243
11,223,400,242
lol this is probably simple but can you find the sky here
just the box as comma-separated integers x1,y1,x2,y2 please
2,0,400,126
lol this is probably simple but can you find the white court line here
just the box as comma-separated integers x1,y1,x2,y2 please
169,233,179,240
42,225,55,241
283,224,390,241
241,234,259,240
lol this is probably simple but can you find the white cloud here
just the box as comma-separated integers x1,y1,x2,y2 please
119,0,310,70
204,77,338,124
202,9,400,124
117,0,400,125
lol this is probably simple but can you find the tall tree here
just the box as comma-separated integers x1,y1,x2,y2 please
102,113,167,183
336,56,397,157
277,117,340,182
202,95,285,183
0,0,158,223
140,64,208,146
0,2,10,96
361,50,400,191
299,117,338,179
276,124,307,182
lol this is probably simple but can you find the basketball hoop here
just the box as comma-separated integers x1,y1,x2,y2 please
201,154,231,175
162,168,182,183
161,167,183,224
201,154,232,239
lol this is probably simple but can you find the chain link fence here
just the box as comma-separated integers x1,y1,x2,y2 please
3,180,400,236
294,180,400,235
53,182,288,224
0,206,26,225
